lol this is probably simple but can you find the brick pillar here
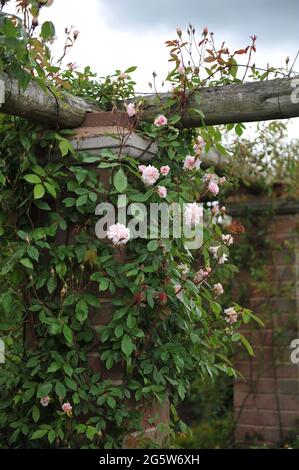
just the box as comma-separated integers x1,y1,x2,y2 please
228,194,299,446
67,111,169,447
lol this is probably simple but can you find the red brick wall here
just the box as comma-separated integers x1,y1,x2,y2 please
234,212,299,446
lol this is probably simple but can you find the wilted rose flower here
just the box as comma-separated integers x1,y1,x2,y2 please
222,234,234,246
62,402,72,415
154,115,168,127
183,155,201,171
107,223,130,246
213,283,224,296
193,136,206,154
160,165,170,176
208,181,220,196
126,102,136,118
139,165,160,186
157,186,167,198
219,176,226,185
184,203,203,227
73,30,80,40
159,292,168,304
174,285,182,298
40,396,50,407
224,307,238,324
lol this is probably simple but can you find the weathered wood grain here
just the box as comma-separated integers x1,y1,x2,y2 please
1,73,299,128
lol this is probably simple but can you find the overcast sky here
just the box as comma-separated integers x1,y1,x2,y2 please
5,0,299,137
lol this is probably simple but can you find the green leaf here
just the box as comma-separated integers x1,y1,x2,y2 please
121,334,134,358
63,197,76,207
34,184,45,200
48,430,56,444
47,362,60,373
27,245,39,262
24,174,42,184
86,426,97,441
240,334,254,356
37,383,52,398
113,168,127,193
65,377,77,391
44,182,57,198
63,324,73,344
47,276,57,295
59,139,73,157
75,299,88,324
147,240,159,252
76,194,88,207
34,200,51,211
32,406,40,423
115,325,124,338
55,381,66,399
40,21,55,40
107,396,116,409
20,258,34,270
125,66,137,73
31,429,48,440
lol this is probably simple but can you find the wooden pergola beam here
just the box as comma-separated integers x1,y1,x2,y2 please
0,72,299,128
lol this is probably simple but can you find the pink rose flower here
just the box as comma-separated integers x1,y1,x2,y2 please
183,155,201,171
157,186,167,198
213,283,224,296
224,307,238,324
154,115,168,127
208,181,220,196
184,202,203,227
194,268,210,284
219,176,226,185
107,223,130,246
119,72,129,80
178,62,185,75
40,396,50,407
126,103,136,118
62,402,72,415
139,165,160,186
160,165,170,176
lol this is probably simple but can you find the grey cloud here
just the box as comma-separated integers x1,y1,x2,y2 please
98,0,299,45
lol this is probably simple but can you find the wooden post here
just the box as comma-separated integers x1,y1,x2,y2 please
1,73,299,128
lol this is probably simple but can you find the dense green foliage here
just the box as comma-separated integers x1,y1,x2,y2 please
0,1,274,448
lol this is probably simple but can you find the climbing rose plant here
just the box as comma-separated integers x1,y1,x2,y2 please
0,1,267,448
